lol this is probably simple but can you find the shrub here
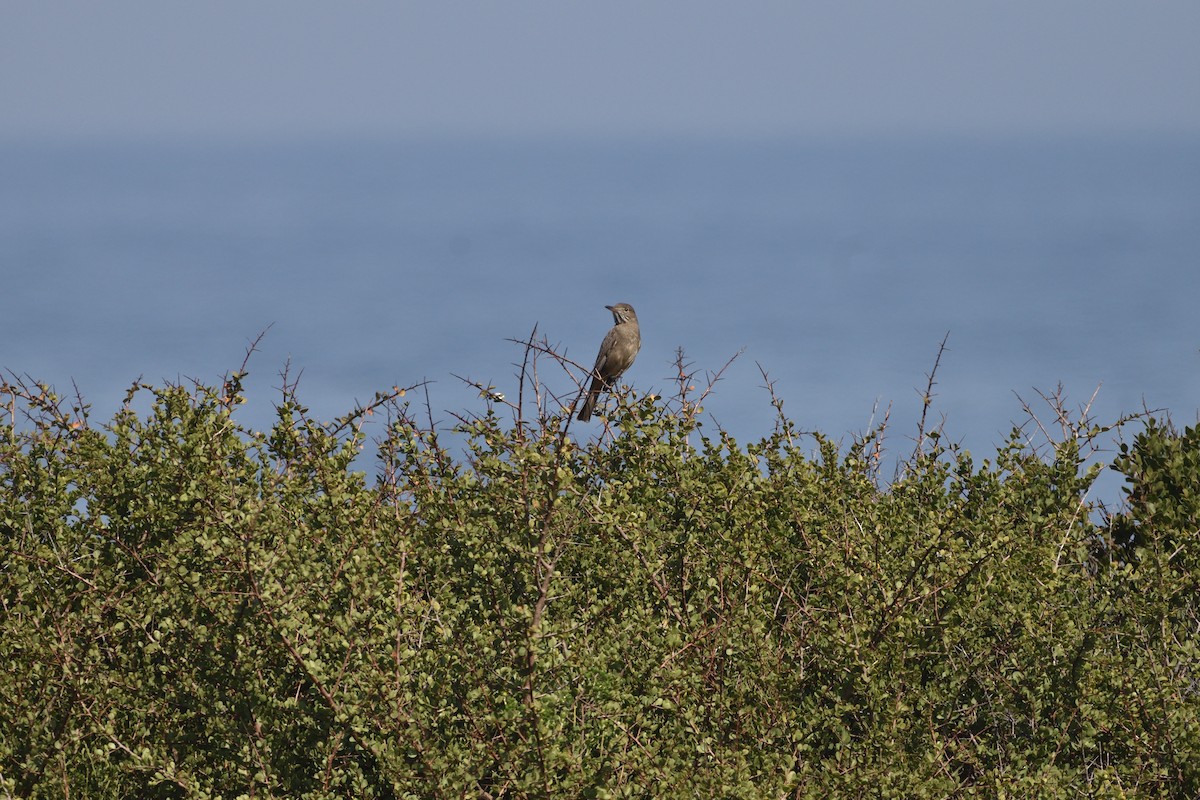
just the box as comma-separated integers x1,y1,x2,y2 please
2,353,1197,798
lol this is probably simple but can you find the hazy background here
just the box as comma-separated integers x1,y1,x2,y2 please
3,2,1200,141
3,2,1199,499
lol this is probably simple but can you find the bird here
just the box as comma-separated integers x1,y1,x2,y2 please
577,303,641,422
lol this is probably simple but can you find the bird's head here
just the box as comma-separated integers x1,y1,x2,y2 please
606,303,637,324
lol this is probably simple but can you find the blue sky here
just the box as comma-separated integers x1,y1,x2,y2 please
3,1,1199,141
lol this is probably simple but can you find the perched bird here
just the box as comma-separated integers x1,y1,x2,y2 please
578,303,641,422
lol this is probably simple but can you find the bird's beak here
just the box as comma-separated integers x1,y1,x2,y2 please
605,305,614,311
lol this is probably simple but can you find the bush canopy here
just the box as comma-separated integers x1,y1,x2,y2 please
2,347,1198,798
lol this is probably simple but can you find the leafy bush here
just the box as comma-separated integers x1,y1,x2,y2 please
2,352,1197,798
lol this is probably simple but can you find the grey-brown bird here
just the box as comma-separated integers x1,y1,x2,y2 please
578,303,641,422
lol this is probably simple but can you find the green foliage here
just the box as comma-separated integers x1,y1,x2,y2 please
1,366,1197,798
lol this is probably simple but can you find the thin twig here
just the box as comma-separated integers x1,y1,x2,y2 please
913,332,950,460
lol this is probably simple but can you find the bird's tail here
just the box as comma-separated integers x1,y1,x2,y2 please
577,377,603,421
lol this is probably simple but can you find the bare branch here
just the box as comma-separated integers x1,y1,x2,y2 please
913,332,950,460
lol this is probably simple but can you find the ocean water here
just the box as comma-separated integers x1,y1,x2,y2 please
3,137,1199,500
